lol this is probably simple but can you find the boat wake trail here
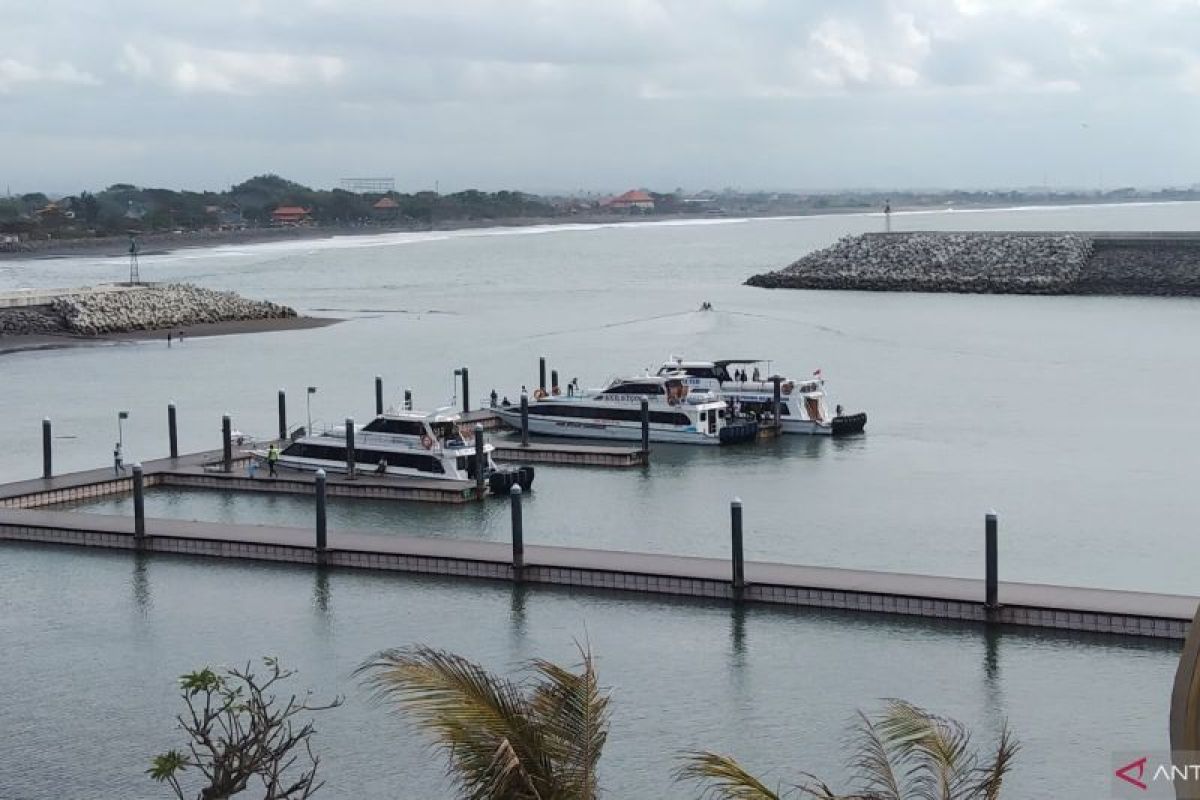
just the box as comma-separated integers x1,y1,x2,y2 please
309,307,457,314
522,309,699,340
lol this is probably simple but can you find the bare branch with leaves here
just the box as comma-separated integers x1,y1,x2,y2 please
148,656,342,800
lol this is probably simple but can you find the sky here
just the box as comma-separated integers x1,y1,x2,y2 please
2,0,1200,195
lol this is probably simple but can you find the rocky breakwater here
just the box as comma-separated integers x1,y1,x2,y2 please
0,283,296,337
746,232,1095,294
51,283,295,335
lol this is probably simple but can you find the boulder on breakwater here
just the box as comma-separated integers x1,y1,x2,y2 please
0,283,296,337
746,231,1200,296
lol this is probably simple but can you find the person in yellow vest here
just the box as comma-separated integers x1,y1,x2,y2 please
266,445,280,477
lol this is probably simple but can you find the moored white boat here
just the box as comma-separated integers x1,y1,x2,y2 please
253,407,534,493
494,375,757,445
655,358,867,436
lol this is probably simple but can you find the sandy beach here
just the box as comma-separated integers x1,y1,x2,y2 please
0,315,340,356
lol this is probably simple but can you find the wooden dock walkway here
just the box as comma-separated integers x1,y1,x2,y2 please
493,441,647,467
0,505,1192,639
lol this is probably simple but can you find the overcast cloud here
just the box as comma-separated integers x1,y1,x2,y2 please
2,0,1199,193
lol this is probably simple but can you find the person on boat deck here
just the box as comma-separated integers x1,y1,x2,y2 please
247,459,258,479
113,442,125,475
752,367,761,381
375,458,388,474
501,396,511,407
490,389,498,408
266,444,280,477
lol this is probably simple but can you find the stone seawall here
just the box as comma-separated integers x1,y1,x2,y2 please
746,232,1200,296
0,283,296,337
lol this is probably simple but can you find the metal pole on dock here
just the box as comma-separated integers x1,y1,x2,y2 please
539,357,547,392
731,497,745,598
132,463,145,543
985,511,999,612
315,468,328,552
277,389,287,440
167,403,178,459
221,415,233,473
640,397,650,454
41,417,52,479
551,370,559,394
345,417,356,479
510,484,524,579
461,367,470,413
772,376,782,428
520,392,530,447
404,389,412,411
474,425,485,500
375,375,384,416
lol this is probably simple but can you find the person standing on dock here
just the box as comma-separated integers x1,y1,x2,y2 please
167,332,172,347
266,444,279,477
113,443,125,475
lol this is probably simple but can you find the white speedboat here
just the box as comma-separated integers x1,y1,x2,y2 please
494,375,757,445
655,358,867,436
254,407,534,493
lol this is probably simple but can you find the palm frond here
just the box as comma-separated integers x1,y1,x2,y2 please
967,724,1019,800
842,709,905,800
357,646,552,800
675,750,783,800
527,644,610,799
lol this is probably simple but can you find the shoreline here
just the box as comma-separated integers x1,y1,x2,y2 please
0,315,340,356
4,198,1195,262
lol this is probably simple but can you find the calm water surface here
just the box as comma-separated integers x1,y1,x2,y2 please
0,544,1179,799
1,202,1197,797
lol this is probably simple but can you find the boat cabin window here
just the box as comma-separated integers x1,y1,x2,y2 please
528,403,691,426
282,442,445,473
602,382,664,395
363,418,426,436
430,421,463,441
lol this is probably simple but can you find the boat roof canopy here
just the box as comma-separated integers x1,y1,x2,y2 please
381,407,462,423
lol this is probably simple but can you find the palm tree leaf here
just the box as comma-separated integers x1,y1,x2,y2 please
674,750,783,800
842,709,906,800
357,646,554,799
527,644,610,799
966,724,1019,800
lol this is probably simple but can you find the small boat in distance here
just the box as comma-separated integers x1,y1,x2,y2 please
494,374,757,445
656,358,867,436
253,407,533,494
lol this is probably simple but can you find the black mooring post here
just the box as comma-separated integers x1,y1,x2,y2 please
221,414,233,473
539,357,546,391
461,366,470,414
520,392,530,447
731,497,745,597
510,484,524,578
474,425,485,500
133,463,146,543
772,376,782,428
315,469,328,552
277,389,287,440
404,389,412,411
41,417,52,479
167,403,178,459
985,512,999,612
375,375,384,416
345,417,356,479
551,370,559,394
640,397,650,454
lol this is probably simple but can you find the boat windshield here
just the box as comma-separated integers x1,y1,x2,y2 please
430,421,463,441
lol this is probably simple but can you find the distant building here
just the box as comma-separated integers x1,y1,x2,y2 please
603,190,655,211
372,196,400,220
271,206,312,226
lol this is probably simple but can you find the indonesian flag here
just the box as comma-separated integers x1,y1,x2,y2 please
813,368,822,377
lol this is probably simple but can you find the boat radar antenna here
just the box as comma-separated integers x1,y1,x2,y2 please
127,234,140,285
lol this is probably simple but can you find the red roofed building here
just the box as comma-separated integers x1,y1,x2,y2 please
271,206,312,226
372,196,400,220
604,190,655,211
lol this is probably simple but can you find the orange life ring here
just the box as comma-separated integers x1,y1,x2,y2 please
533,388,548,400
421,434,434,449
